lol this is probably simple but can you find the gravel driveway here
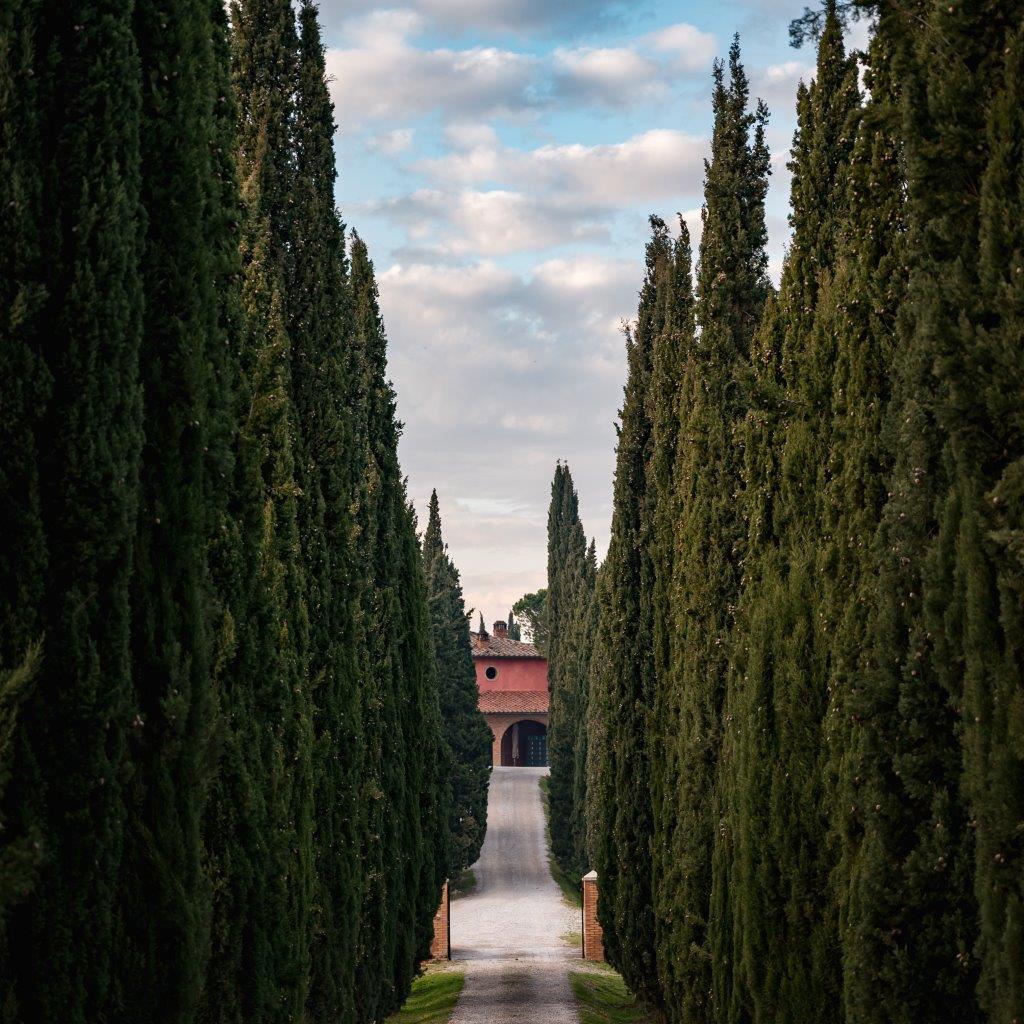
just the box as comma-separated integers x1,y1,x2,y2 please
449,767,580,1023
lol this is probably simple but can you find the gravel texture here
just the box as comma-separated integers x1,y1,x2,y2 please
448,767,580,1023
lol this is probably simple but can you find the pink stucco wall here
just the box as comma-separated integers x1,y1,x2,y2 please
474,657,548,692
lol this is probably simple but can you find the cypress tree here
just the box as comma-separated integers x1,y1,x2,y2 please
652,39,770,1023
711,10,858,1021
0,2,145,1020
546,463,590,878
843,3,1020,1021
593,219,672,1008
423,491,492,875
567,539,598,876
117,0,240,1015
0,7,48,1012
216,1,315,1017
647,215,697,1014
350,233,446,1019
194,3,263,1019
290,4,363,1018
969,21,1024,1017
809,6,911,1021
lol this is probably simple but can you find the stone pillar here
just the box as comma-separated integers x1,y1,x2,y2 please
582,870,604,962
430,880,450,960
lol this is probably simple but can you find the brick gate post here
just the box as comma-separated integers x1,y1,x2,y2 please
429,880,450,960
582,870,604,962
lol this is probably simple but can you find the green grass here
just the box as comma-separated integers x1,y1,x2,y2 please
384,968,465,1024
570,967,659,1024
450,867,476,899
538,776,583,909
561,929,583,949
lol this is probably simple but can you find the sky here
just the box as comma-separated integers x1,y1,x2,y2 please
317,0,868,623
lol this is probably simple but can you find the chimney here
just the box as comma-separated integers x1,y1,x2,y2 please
493,620,508,639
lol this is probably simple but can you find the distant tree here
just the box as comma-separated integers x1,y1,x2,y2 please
423,491,492,874
546,464,592,879
507,610,521,641
512,589,548,652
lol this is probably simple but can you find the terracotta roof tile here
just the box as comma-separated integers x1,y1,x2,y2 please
470,632,544,659
477,690,550,714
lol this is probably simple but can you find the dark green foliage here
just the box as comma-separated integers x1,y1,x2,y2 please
650,40,770,1024
350,235,447,1020
593,220,671,1009
710,11,859,1022
1,2,447,1022
589,5,1024,1023
290,6,363,1019
507,610,521,641
970,22,1024,1017
118,0,235,1016
546,464,593,880
0,9,48,1013
876,3,1024,1020
0,3,145,1020
423,491,492,875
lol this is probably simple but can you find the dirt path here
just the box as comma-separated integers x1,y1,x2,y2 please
449,767,580,1023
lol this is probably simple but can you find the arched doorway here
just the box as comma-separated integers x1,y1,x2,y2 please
500,719,548,767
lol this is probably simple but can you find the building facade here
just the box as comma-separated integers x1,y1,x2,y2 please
471,620,549,767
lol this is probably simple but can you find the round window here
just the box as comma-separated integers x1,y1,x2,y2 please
485,666,498,680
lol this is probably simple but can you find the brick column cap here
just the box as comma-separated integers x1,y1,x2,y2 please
583,869,597,880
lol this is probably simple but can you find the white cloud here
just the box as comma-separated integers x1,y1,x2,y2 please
421,128,708,207
376,253,639,608
325,13,538,126
553,46,664,106
755,60,814,111
366,128,415,155
367,188,608,255
645,22,718,72
317,0,622,36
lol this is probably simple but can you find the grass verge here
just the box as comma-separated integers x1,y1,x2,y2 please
570,967,659,1024
538,776,583,909
384,967,465,1024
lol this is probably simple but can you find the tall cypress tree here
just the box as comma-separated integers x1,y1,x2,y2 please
653,39,769,1024
566,538,598,877
117,0,239,1016
969,21,1024,1018
350,233,445,1019
846,3,1020,1021
711,10,859,1021
290,5,363,1019
423,491,491,875
0,6,48,1010
0,2,144,1020
647,215,696,1013
594,219,673,1008
222,1,314,1017
547,463,590,878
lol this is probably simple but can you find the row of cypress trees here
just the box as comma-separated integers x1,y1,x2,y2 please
423,491,493,877
580,3,1023,1021
545,464,597,881
0,1,459,1022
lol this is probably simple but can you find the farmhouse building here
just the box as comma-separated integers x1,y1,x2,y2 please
471,620,549,767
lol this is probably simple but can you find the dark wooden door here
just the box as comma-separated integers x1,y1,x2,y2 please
524,732,548,767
